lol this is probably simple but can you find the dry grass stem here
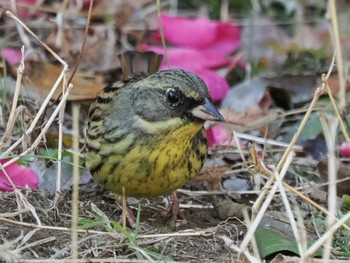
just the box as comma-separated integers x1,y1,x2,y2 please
275,170,305,258
221,235,261,263
2,84,73,168
240,151,295,252
0,46,25,148
243,208,259,259
327,0,346,108
325,80,350,142
251,85,324,219
232,131,248,167
71,103,81,262
320,115,338,261
235,131,303,150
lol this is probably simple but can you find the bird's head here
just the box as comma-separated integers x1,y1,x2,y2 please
112,69,224,135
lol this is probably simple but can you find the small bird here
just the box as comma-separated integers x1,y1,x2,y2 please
85,51,224,220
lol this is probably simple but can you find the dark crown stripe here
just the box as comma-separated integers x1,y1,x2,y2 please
96,96,112,104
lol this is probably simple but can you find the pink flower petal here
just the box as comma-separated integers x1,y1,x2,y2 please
157,14,217,49
202,23,241,55
2,0,40,19
190,68,229,101
206,125,229,146
0,160,39,191
155,13,240,55
1,48,23,65
142,45,230,69
339,142,350,157
139,45,230,101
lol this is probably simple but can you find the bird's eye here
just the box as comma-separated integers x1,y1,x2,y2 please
165,89,180,105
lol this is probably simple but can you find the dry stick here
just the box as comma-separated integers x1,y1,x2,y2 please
0,46,25,149
234,131,303,151
232,131,248,168
281,181,350,232
325,81,350,143
0,163,18,191
275,166,305,259
251,85,325,220
52,0,93,202
220,235,261,263
71,103,81,263
52,73,67,206
256,148,350,234
0,10,69,160
250,53,334,214
4,10,67,65
320,116,338,261
242,208,259,259
2,84,73,168
156,0,171,68
0,63,66,158
328,0,346,109
0,216,215,239
220,0,229,22
240,151,295,253
17,237,56,252
293,202,309,260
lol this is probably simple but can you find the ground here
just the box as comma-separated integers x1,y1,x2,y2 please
0,182,247,262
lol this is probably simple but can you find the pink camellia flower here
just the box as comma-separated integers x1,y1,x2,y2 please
152,13,240,55
0,160,39,191
141,13,241,102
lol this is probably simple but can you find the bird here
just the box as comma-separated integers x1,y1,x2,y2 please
85,51,224,223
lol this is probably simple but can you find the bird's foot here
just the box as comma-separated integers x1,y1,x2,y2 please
162,192,185,222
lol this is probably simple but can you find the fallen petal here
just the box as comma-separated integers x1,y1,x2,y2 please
139,45,230,101
206,125,230,146
0,160,39,191
1,48,23,65
141,45,230,69
155,13,241,55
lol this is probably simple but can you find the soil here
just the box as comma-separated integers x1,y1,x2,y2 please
0,183,247,262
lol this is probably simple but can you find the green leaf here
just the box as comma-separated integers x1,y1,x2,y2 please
341,195,350,213
255,226,322,258
298,113,323,141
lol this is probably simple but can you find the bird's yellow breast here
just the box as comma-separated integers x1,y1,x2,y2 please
89,122,207,197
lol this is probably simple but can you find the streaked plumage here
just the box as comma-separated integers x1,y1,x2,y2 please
85,51,223,198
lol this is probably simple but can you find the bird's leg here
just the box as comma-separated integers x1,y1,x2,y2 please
162,191,184,220
122,187,127,228
120,187,137,228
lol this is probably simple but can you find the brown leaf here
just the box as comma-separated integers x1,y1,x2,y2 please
12,61,105,100
317,159,350,196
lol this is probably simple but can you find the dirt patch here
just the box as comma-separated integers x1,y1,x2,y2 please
0,183,246,262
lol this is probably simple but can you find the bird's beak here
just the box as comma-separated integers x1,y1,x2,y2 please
190,98,225,122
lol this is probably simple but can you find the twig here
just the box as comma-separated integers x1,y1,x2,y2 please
0,10,69,160
240,151,295,252
220,235,261,263
0,46,25,149
156,0,171,68
2,84,73,168
71,103,81,262
328,0,346,109
320,115,338,261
